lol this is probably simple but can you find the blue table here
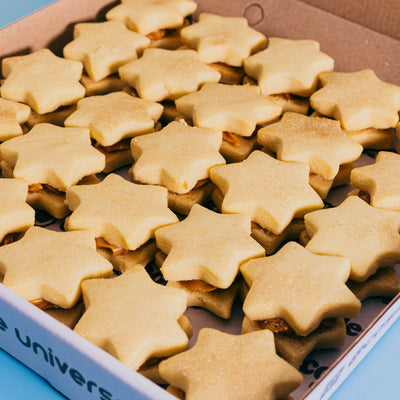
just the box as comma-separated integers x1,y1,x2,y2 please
0,1,399,399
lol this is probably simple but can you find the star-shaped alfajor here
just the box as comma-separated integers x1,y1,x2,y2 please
65,173,178,250
106,0,197,36
180,13,266,67
0,98,31,142
119,48,221,102
155,204,265,288
63,21,150,81
305,196,400,282
310,69,400,130
0,179,35,243
175,83,282,136
244,37,334,96
258,112,363,180
0,226,113,308
350,151,400,211
64,91,163,146
130,120,225,194
159,328,303,400
210,150,323,234
74,266,188,370
0,123,105,191
241,242,361,336
1,49,84,114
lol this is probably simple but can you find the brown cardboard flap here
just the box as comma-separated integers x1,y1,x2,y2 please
0,0,399,85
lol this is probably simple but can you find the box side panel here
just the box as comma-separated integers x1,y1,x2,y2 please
298,0,400,40
0,285,173,400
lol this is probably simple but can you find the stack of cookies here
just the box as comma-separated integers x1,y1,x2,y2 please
1,0,400,399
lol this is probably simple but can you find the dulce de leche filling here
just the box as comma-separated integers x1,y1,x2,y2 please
93,138,131,153
95,237,129,256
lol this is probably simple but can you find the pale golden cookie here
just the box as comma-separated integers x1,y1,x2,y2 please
0,179,35,243
64,91,163,146
119,48,221,102
0,98,31,141
74,266,188,371
175,83,282,136
1,49,84,114
241,242,361,336
63,20,150,81
159,328,303,400
258,112,363,180
242,316,346,369
65,173,178,251
180,13,266,67
305,196,400,282
310,69,400,130
0,226,113,308
155,204,264,288
106,0,197,36
210,150,323,235
130,121,225,194
350,151,400,212
0,123,105,191
244,37,333,96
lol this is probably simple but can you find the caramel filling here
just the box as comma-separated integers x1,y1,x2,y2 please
259,318,292,334
30,299,58,310
168,178,210,195
28,183,63,195
223,131,241,148
94,138,131,153
146,29,167,41
1,232,23,246
180,279,217,294
95,237,129,256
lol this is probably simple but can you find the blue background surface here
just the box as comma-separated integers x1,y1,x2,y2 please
0,1,399,399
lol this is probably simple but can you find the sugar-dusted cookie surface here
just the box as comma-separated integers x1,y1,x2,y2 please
130,120,225,194
180,13,266,67
310,69,400,131
175,83,282,136
0,227,113,308
0,98,30,141
74,266,188,371
159,328,303,400
0,123,105,191
155,204,264,288
258,112,363,180
241,242,361,336
106,0,197,36
244,37,333,96
210,150,323,235
64,91,163,146
0,179,35,243
65,173,178,251
350,151,400,211
1,49,84,114
119,48,221,101
305,196,400,282
63,21,150,81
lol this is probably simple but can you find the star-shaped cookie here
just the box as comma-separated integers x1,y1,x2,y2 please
155,204,264,288
210,150,323,234
350,151,400,211
159,328,303,400
64,91,163,146
0,98,31,142
0,226,113,308
0,179,35,243
119,48,221,102
180,13,266,67
63,21,150,82
244,37,334,96
130,121,225,194
258,112,363,180
0,123,105,191
106,0,197,36
305,196,400,281
74,266,188,370
175,83,282,136
310,69,400,130
1,49,84,114
241,242,361,336
65,173,178,250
